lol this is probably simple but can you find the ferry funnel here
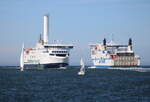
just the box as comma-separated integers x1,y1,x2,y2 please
128,38,132,46
103,38,106,46
43,14,49,44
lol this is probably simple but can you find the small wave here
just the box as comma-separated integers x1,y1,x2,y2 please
108,67,150,72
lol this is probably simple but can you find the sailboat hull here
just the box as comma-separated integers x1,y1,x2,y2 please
78,71,85,75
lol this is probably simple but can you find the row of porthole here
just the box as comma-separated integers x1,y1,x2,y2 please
52,51,68,53
49,54,68,57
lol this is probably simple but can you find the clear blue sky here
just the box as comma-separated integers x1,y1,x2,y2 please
0,0,150,66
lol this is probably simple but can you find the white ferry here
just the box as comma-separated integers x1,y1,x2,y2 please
90,38,140,68
20,14,73,68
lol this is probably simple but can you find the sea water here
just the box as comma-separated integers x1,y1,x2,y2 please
0,66,150,102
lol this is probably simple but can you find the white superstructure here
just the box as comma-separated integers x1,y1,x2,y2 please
90,38,140,68
21,14,73,68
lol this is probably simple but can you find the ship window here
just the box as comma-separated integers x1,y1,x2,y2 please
69,46,73,48
56,54,66,57
44,46,49,48
43,51,48,53
52,51,68,53
50,54,55,56
117,53,134,56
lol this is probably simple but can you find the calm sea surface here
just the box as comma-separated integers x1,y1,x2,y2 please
0,66,150,102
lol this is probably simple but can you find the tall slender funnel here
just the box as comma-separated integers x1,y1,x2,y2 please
43,14,49,44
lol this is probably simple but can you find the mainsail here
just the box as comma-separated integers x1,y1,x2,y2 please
20,43,24,71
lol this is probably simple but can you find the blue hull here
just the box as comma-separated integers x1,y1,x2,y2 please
24,63,68,69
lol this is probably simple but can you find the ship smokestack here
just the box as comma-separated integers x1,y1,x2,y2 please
103,38,106,50
103,38,106,46
43,14,49,44
128,38,132,46
128,38,132,51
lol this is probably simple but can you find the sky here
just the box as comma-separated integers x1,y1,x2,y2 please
0,0,150,66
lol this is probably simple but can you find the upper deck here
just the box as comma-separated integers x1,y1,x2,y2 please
89,38,134,55
44,44,73,49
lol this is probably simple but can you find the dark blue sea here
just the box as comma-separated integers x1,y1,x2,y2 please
0,66,150,102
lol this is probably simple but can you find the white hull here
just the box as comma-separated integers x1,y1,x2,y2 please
78,71,85,75
24,55,69,65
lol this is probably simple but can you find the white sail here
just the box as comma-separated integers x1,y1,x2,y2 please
80,58,85,70
78,58,85,75
20,43,24,71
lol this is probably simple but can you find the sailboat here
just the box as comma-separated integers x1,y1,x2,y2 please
20,44,24,71
78,58,85,75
